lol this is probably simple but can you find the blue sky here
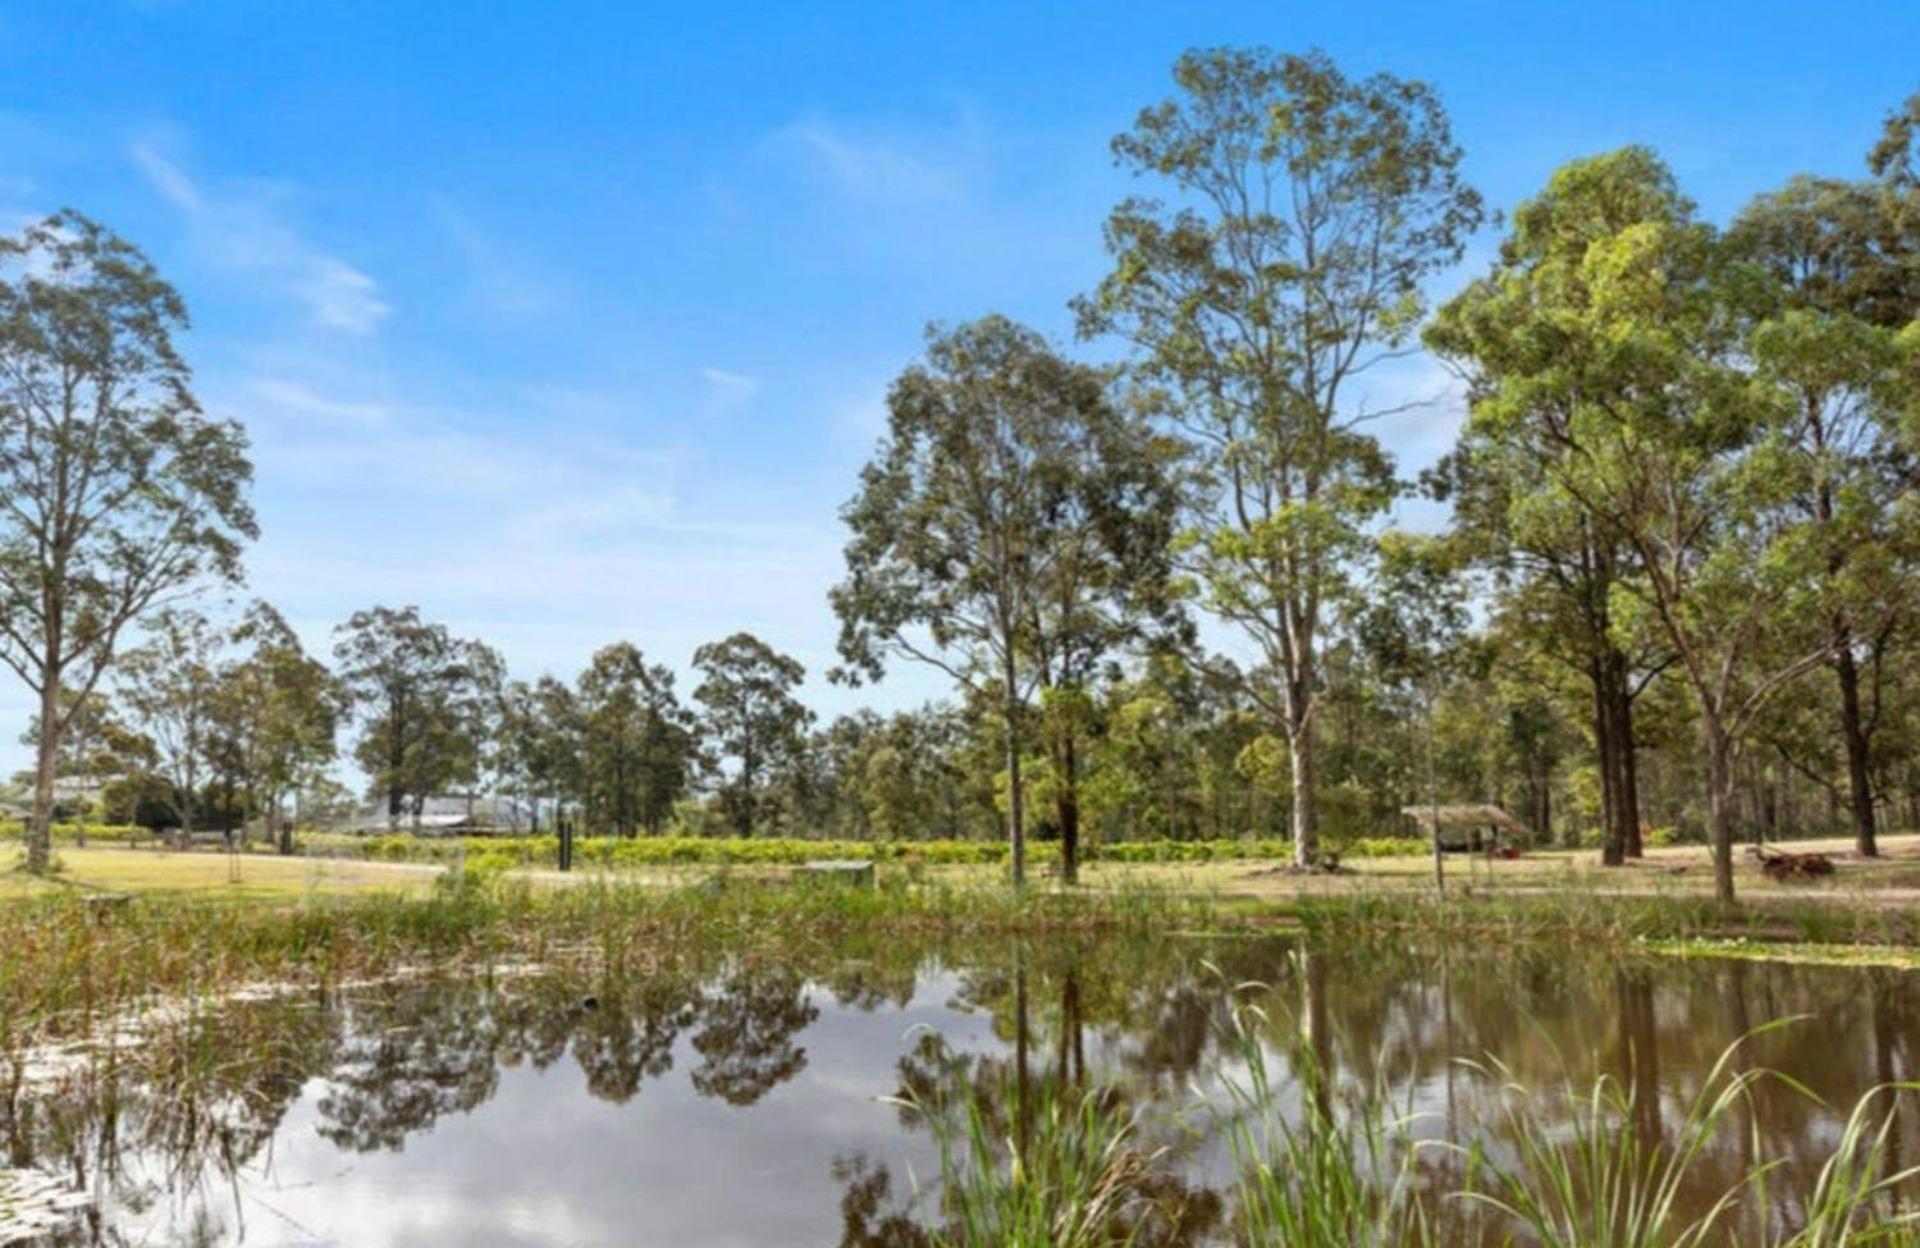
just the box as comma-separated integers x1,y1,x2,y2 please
2,1,1916,772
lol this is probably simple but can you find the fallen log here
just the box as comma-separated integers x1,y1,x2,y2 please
1749,847,1835,881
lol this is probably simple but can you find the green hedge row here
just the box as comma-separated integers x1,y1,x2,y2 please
0,820,150,843
335,833,1431,868
4,821,1432,866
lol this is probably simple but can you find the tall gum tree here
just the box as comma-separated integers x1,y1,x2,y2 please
576,642,697,837
217,602,340,853
691,632,809,837
0,212,254,871
831,316,1163,884
333,605,503,830
1429,302,1670,865
1433,149,1851,904
1079,47,1483,867
1731,171,1920,857
116,606,224,845
1022,389,1184,884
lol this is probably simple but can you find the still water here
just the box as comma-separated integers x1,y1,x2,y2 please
5,934,1915,1246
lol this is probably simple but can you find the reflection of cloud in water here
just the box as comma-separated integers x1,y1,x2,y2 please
12,941,1916,1246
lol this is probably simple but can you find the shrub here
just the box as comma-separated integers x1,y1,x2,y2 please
308,832,1442,869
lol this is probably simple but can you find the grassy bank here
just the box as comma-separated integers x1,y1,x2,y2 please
1278,890,1920,950
0,874,1207,1047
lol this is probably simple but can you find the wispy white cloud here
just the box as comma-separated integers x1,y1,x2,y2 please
129,143,200,211
432,199,558,317
765,114,977,206
130,141,392,334
699,366,758,411
248,377,390,424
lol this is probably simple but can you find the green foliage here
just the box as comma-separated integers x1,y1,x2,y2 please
332,605,503,823
0,211,257,872
692,632,814,837
0,820,149,844
1082,46,1484,866
905,1068,1167,1248
329,831,1428,868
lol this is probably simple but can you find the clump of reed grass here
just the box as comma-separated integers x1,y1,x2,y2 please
903,999,1920,1248
1778,1083,1920,1247
1458,1039,1774,1248
1218,998,1433,1247
0,874,1209,1058
909,1074,1168,1248
1455,1024,1920,1248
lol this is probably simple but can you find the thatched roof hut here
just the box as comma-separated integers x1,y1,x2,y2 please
1400,804,1533,850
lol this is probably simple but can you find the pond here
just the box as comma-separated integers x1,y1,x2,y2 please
4,933,1915,1246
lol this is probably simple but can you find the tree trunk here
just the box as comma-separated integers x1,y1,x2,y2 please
1835,644,1879,857
1618,680,1644,858
1427,689,1444,894
28,676,60,873
1003,654,1025,887
1288,712,1317,869
1054,733,1080,886
1704,725,1738,906
1593,661,1624,866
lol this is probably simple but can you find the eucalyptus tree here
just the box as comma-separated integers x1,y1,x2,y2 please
576,642,698,836
1728,176,1920,856
1353,532,1471,890
692,632,812,837
1024,390,1185,882
832,316,1169,882
0,212,255,870
1080,48,1484,867
17,689,134,818
332,606,504,830
1432,149,1846,904
1870,90,1920,192
496,677,579,833
214,603,340,852
1430,301,1672,864
116,607,225,844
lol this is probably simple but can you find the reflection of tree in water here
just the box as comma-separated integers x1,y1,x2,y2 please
315,963,823,1146
571,981,701,1104
830,1152,935,1248
12,933,1919,1246
2,957,839,1243
844,955,1226,1248
690,966,819,1106
315,981,503,1152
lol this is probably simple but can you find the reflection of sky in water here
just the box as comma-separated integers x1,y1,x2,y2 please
31,945,1920,1246
105,970,996,1247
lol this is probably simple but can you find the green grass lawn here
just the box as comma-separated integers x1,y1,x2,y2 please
3,844,436,900
10,831,1918,910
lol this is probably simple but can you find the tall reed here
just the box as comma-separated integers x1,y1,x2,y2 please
908,1073,1166,1248
906,1008,1920,1247
1219,998,1433,1247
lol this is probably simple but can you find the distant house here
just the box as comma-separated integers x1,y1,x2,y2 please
1400,804,1534,851
51,775,108,808
337,795,531,837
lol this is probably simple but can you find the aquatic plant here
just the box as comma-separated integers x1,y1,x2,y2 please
912,1076,1167,1248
